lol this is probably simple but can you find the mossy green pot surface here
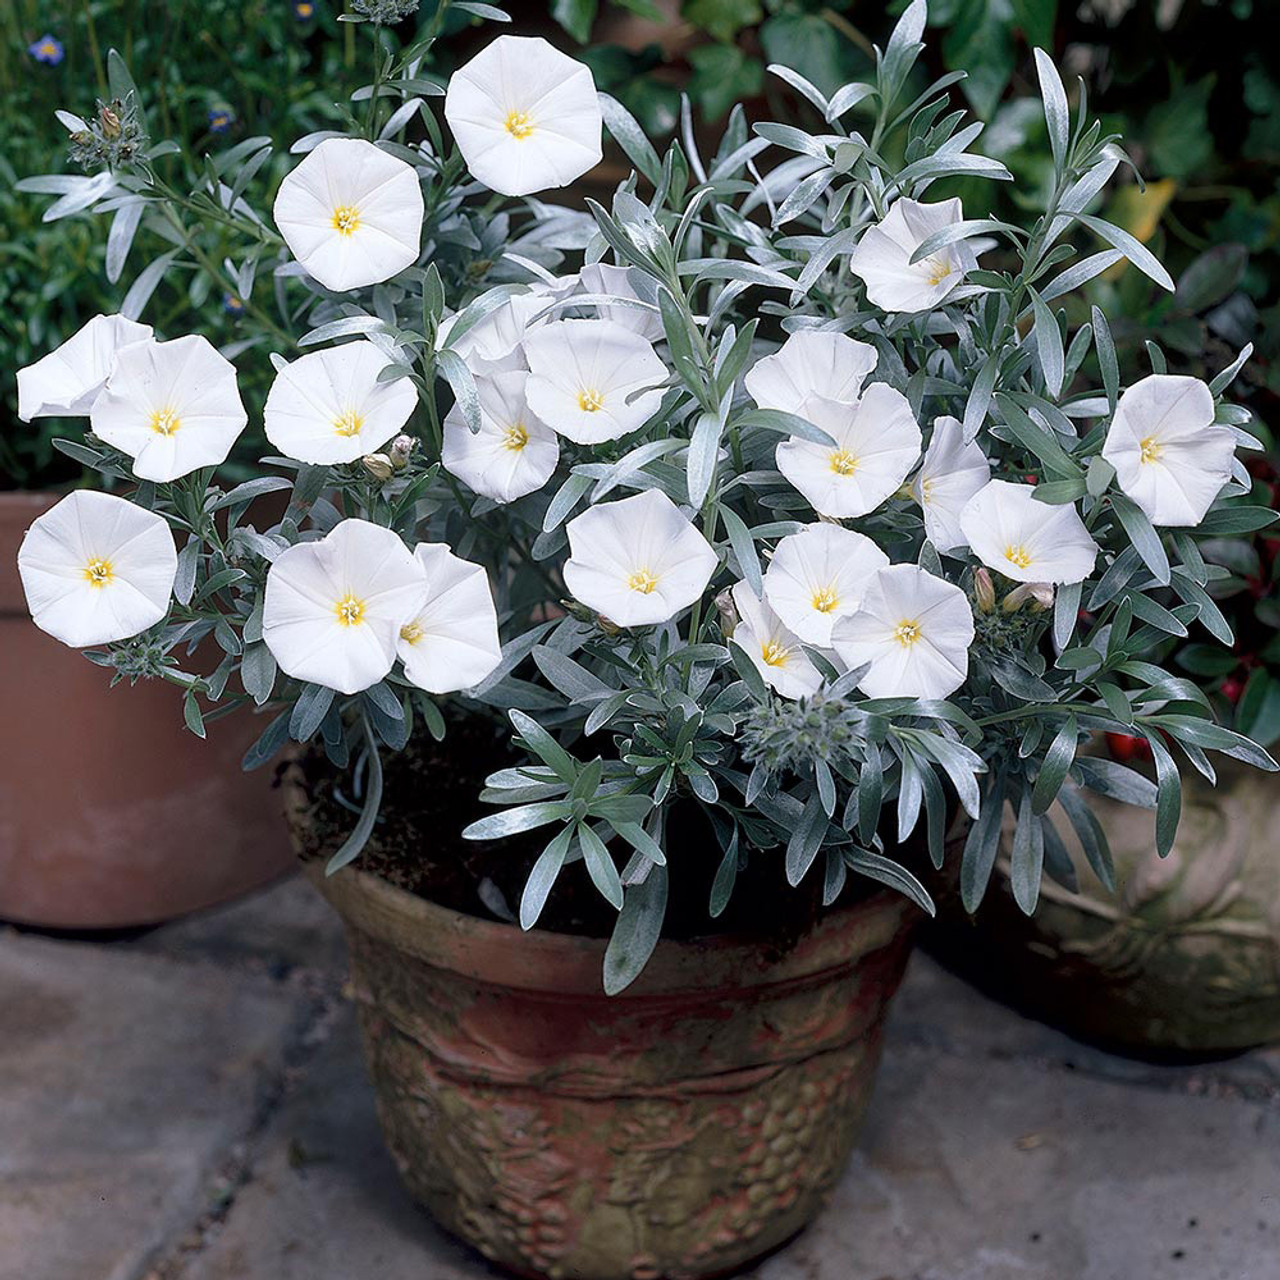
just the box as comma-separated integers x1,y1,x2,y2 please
931,762,1280,1055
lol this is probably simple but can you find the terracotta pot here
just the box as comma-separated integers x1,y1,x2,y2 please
928,762,1280,1054
0,490,294,928
290,791,917,1279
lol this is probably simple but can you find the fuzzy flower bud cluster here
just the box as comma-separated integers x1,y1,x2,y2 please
68,96,148,171
739,691,870,778
352,0,421,22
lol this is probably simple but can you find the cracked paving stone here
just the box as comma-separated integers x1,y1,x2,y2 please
0,931,305,1280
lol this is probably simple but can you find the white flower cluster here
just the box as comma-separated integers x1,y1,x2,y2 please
15,33,1243,712
15,11,1268,955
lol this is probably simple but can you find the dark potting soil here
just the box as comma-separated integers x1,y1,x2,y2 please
292,712,863,942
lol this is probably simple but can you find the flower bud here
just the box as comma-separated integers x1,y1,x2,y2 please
389,434,415,469
714,586,740,638
1002,581,1055,613
362,453,394,482
99,103,122,138
973,567,995,613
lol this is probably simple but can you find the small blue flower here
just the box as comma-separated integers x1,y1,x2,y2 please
293,1,316,19
223,293,246,316
29,34,65,65
208,107,234,135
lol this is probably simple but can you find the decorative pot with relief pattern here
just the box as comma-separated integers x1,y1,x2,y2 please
928,759,1280,1055
285,761,919,1280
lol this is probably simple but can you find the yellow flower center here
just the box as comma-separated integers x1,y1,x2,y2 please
334,594,366,627
920,476,935,503
811,585,840,614
760,638,791,668
333,408,364,438
399,621,424,646
148,406,181,436
504,110,535,140
627,569,659,594
923,255,952,288
502,423,529,451
83,557,114,589
1004,544,1033,570
331,205,361,237
892,619,921,647
829,449,859,476
577,388,605,413
1139,435,1164,464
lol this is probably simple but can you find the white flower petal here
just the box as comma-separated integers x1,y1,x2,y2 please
445,36,602,198
262,519,428,695
441,369,560,502
744,330,878,414
397,544,502,693
1101,374,1234,527
830,563,973,700
763,523,889,646
16,314,152,421
959,479,1099,585
564,489,718,627
264,341,417,465
91,335,247,482
775,383,922,518
273,137,423,292
524,318,667,445
575,262,664,340
18,490,177,648
263,340,414,465
911,414,992,551
848,197,977,313
730,581,822,699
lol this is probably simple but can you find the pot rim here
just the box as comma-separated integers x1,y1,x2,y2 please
304,858,916,998
286,760,918,997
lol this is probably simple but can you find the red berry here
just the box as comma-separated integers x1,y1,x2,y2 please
1221,676,1245,704
1106,732,1152,762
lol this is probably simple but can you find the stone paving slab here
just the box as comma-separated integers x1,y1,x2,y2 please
0,929,306,1280
5,876,1280,1280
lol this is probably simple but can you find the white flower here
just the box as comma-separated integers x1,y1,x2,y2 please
397,544,502,694
776,384,921,519
911,415,992,552
90,335,248,482
730,581,821,700
441,369,560,503
830,564,974,701
524,319,667,445
273,137,423,292
1101,374,1235,527
16,314,152,421
960,480,1099,585
848,197,977,313
762,523,889,647
444,35,603,198
17,490,176,648
744,330,878,414
262,519,428,696
439,280,573,374
576,262,663,340
563,489,718,627
263,341,417,465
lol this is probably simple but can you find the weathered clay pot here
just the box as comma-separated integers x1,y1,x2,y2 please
928,762,1280,1054
294,812,917,1279
0,490,294,928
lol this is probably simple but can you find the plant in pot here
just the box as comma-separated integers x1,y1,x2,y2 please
14,0,1276,1274
928,442,1280,1055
